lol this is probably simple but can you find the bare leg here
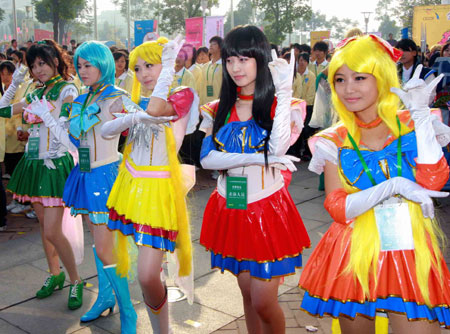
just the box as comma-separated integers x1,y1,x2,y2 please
250,277,285,334
42,206,81,283
88,218,115,266
339,315,375,334
237,272,262,334
137,246,165,305
34,203,60,275
389,312,441,334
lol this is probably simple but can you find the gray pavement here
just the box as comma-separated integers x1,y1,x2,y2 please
0,162,449,334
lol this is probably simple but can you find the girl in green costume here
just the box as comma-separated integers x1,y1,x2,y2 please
0,40,83,309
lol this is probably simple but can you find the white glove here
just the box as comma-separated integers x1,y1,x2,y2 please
151,35,185,101
101,112,173,139
27,96,76,152
12,65,27,87
43,158,56,170
268,50,295,156
201,150,299,172
345,176,448,220
391,65,444,164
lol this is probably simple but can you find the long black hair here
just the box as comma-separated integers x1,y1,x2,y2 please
212,25,275,161
26,39,70,81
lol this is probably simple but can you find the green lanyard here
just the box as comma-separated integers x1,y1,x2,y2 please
206,63,219,84
177,68,186,85
346,116,402,186
80,84,104,135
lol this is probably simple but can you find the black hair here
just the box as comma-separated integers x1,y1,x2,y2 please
11,39,16,44
397,39,418,63
197,47,209,55
62,45,68,50
70,39,76,44
282,52,291,61
313,41,328,53
270,44,279,57
298,52,309,63
183,43,197,66
113,51,129,71
281,47,290,56
213,25,275,165
0,53,6,60
0,60,16,95
26,39,70,81
441,42,450,57
209,36,223,49
298,44,311,54
11,50,23,62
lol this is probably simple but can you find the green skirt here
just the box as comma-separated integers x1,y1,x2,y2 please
7,152,74,204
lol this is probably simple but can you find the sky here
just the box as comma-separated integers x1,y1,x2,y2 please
97,0,381,33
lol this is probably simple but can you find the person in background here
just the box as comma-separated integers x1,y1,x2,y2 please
397,39,436,84
172,49,196,92
113,51,133,94
309,41,328,77
69,39,77,53
7,39,18,55
387,33,397,47
10,50,23,67
292,53,316,160
195,47,210,65
199,36,223,107
182,43,203,90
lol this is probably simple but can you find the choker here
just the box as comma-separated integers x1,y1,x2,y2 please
355,116,382,129
44,75,62,87
237,87,254,101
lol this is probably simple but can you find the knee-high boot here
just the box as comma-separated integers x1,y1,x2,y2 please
104,265,137,334
144,287,172,334
81,246,116,322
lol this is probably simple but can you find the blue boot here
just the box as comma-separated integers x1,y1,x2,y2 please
104,265,137,334
80,246,116,322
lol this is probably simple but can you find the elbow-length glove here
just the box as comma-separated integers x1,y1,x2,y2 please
268,50,295,156
391,65,444,164
151,35,185,101
344,176,448,220
201,150,299,172
0,65,27,109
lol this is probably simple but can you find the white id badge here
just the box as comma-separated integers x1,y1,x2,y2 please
374,197,414,251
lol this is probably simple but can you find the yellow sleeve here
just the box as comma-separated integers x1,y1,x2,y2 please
305,73,316,106
292,76,302,99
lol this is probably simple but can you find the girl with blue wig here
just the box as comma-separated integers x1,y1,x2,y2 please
0,39,83,310
27,41,137,333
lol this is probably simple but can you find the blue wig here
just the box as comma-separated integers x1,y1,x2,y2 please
74,41,115,86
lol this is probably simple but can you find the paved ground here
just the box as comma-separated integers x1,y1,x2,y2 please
0,162,449,334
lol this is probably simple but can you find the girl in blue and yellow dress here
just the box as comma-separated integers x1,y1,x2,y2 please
102,36,198,334
200,26,310,334
26,41,137,334
299,35,450,333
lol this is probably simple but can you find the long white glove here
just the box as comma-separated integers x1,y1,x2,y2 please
345,176,448,220
391,65,444,164
201,150,300,172
27,96,76,152
268,50,295,156
151,35,185,101
0,66,27,107
101,112,174,139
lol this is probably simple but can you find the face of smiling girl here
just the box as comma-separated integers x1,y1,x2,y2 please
134,57,162,91
226,55,257,91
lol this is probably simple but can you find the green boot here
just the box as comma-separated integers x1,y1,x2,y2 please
36,272,66,299
68,280,84,310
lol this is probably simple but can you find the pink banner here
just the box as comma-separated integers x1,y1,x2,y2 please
205,16,224,44
185,17,203,48
34,29,54,41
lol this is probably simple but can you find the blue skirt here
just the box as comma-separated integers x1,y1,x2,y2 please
63,160,119,224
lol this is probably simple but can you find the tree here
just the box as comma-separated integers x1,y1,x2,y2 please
224,0,253,34
392,0,440,28
0,8,5,23
156,0,219,35
378,16,400,39
259,0,311,45
111,0,156,22
33,0,88,44
295,11,358,41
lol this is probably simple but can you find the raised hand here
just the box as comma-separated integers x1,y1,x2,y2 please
268,49,295,95
390,65,443,114
161,34,185,69
26,96,51,117
12,65,27,86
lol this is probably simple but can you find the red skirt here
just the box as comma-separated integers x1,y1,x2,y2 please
299,222,450,305
200,186,310,264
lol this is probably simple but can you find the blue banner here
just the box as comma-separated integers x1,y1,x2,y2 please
134,20,156,47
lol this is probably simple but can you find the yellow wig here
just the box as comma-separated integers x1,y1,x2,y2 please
128,37,169,103
328,35,445,306
115,36,193,278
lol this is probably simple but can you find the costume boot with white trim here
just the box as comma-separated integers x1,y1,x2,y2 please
144,287,172,334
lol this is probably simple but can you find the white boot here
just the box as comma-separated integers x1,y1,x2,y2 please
144,287,172,334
